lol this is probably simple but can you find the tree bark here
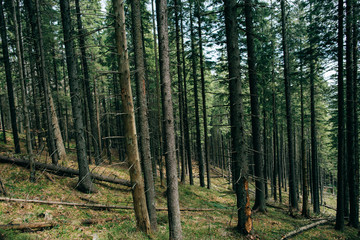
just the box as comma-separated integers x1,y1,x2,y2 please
0,0,21,154
224,0,252,234
11,0,35,181
335,0,345,230
60,0,94,193
197,1,211,189
75,0,101,165
190,2,205,188
112,0,151,234
180,6,193,185
174,0,186,184
244,0,265,212
131,0,157,231
280,0,297,211
300,58,309,218
345,0,358,228
156,0,183,238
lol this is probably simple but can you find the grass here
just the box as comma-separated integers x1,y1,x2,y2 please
0,132,358,239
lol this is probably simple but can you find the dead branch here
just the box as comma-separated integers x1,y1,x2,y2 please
0,197,217,212
0,222,56,231
0,155,131,187
280,219,331,239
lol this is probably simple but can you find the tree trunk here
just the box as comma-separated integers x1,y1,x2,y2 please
151,0,161,181
335,0,346,231
308,5,319,215
224,0,252,234
300,59,309,218
346,0,358,228
156,0,183,238
180,6,193,185
11,0,34,181
59,0,94,193
174,0,186,184
197,1,211,189
280,0,297,211
244,0,265,212
190,2,205,188
0,0,21,154
75,0,101,165
131,0,157,232
112,0,151,234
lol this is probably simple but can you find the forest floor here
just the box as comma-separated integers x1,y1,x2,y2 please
0,131,358,239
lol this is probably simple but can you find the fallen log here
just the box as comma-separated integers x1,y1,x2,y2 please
0,222,56,231
0,155,131,187
280,219,330,239
0,197,217,212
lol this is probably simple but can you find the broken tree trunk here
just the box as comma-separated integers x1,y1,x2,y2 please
0,197,217,212
0,155,131,187
281,219,330,239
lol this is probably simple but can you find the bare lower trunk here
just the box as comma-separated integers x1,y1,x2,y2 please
156,0,183,238
112,0,151,234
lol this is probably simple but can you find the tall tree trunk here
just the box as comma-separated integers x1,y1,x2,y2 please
0,0,21,154
346,0,358,228
180,6,193,185
190,2,205,188
112,0,151,234
131,0,157,232
11,0,34,181
244,0,265,212
174,0,186,184
335,0,345,230
151,0,161,181
351,1,359,229
280,0,297,211
300,60,309,218
224,0,252,234
59,0,94,193
196,0,210,189
75,0,101,165
309,5,320,215
156,0,183,238
272,89,278,202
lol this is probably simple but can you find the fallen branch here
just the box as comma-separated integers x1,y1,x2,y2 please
321,204,336,211
0,222,56,231
0,197,217,212
0,155,131,187
281,219,331,239
0,217,128,231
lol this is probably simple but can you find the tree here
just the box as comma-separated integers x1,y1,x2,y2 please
345,0,358,228
280,0,298,211
59,0,94,193
75,0,101,165
190,1,205,188
0,0,21,154
112,0,151,233
156,0,183,238
11,0,34,181
244,0,265,212
224,0,252,234
131,0,157,231
335,0,345,230
196,0,211,189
